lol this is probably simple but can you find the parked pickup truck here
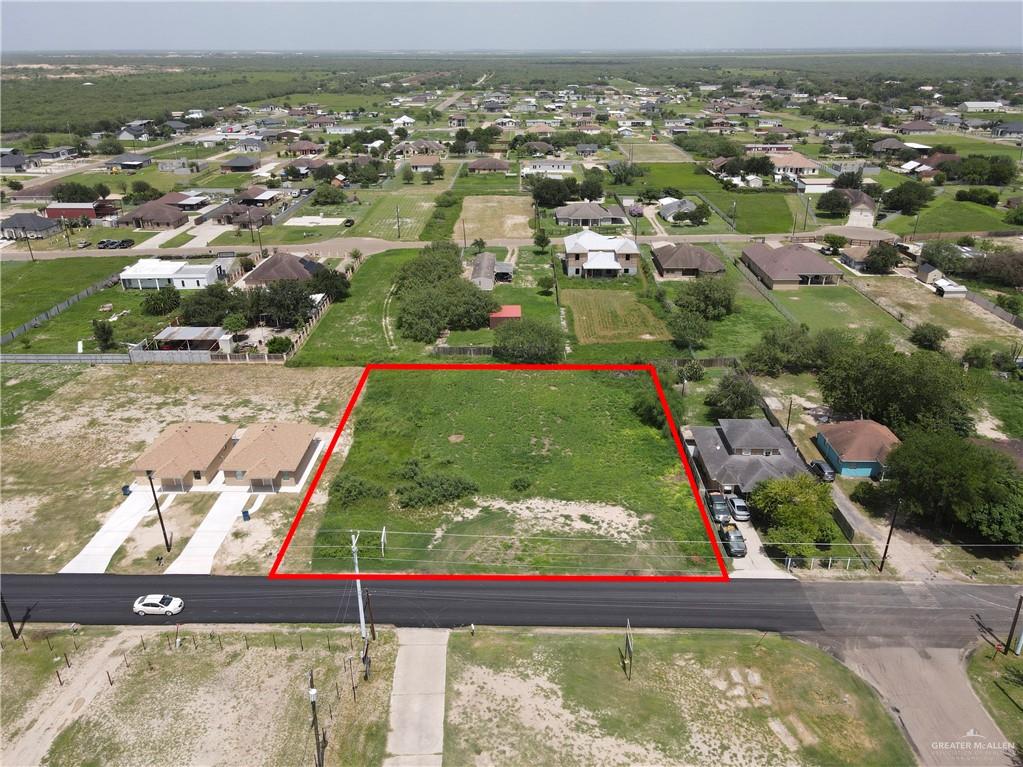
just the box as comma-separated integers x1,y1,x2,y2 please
718,523,748,558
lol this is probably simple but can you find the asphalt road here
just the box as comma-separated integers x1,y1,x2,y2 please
1,575,1018,646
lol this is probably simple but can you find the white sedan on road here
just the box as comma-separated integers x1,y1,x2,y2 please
133,594,184,616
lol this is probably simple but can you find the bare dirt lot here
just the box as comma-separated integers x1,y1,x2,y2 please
457,195,534,239
0,364,360,573
2,625,395,767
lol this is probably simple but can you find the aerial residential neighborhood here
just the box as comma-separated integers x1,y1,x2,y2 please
1,1,1022,766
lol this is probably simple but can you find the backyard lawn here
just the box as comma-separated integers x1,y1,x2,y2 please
562,288,670,344
0,257,136,334
881,194,1022,236
289,249,428,365
773,285,910,338
311,368,715,576
444,628,914,767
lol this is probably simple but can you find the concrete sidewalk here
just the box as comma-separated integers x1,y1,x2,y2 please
164,493,258,574
60,490,169,573
383,628,450,767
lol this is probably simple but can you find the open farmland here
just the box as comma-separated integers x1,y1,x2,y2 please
445,628,914,767
562,288,671,344
308,368,716,576
457,194,534,239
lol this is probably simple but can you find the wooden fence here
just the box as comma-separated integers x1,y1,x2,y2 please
964,292,1023,331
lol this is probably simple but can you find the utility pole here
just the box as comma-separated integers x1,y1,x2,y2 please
1005,593,1023,656
912,213,920,239
801,196,810,232
22,234,35,262
364,590,377,641
878,501,900,573
1,594,20,639
308,670,324,767
351,533,367,640
785,397,793,431
62,218,72,248
145,471,172,553
461,217,467,254
395,204,401,239
255,224,264,256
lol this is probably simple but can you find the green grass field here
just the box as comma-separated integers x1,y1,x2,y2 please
1,257,137,334
611,163,723,196
158,231,197,248
7,286,176,353
562,289,670,344
617,138,691,162
881,194,1022,235
311,368,714,575
702,191,795,233
58,164,183,193
773,285,910,337
967,644,1023,750
445,628,914,767
289,249,427,365
349,191,439,240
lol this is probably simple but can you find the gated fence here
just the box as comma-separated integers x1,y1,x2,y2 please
0,272,121,346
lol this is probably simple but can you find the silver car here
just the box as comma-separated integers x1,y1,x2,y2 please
727,496,751,522
133,594,184,616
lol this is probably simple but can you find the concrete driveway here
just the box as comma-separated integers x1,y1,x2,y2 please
729,520,795,579
164,492,259,575
383,629,450,767
60,489,169,574
846,208,876,228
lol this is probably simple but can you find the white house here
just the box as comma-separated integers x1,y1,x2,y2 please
185,109,206,120
392,115,416,129
795,177,834,194
562,230,640,278
957,101,1004,112
119,258,234,290
520,160,572,178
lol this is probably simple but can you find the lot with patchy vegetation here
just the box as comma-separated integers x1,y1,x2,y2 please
444,628,913,767
311,368,714,576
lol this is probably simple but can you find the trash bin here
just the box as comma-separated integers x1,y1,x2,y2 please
242,509,250,522
121,485,132,496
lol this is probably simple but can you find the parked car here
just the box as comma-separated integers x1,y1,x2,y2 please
342,218,355,227
77,240,90,249
96,239,116,249
706,492,731,525
133,594,184,616
727,496,750,522
117,239,135,248
809,460,835,482
717,523,747,558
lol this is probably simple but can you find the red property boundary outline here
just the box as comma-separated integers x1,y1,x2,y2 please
268,363,730,582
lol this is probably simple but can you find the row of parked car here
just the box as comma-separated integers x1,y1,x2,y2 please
706,492,750,558
92,238,135,249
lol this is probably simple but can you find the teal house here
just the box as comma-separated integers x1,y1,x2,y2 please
816,420,900,479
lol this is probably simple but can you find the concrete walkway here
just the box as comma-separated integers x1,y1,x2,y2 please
60,489,169,573
383,628,450,767
729,520,796,580
164,493,257,574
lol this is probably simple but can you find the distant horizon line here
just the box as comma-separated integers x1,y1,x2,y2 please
5,47,1023,56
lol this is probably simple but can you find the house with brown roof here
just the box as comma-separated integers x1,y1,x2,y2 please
740,243,842,289
816,420,900,478
117,201,187,230
409,155,441,173
244,252,324,286
651,243,725,277
289,140,322,156
554,202,627,227
221,423,319,491
132,422,238,491
467,157,510,174
448,113,468,128
898,120,936,134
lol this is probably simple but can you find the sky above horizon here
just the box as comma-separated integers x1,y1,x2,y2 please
3,1,1021,53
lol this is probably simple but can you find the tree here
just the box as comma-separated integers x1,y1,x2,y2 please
742,154,774,176
26,133,49,150
863,242,900,274
267,336,294,354
822,234,849,254
311,184,345,206
394,127,409,140
882,181,933,215
961,344,992,369
222,313,248,336
263,280,314,328
401,164,414,184
421,171,433,185
607,161,644,185
885,429,1023,542
124,180,161,205
51,182,100,203
704,371,759,419
675,277,736,321
533,229,550,254
667,309,710,349
493,319,563,363
396,295,449,342
92,319,115,351
537,274,554,295
141,286,180,316
816,189,851,217
93,183,110,200
6,179,23,191
180,283,247,326
529,176,573,208
431,162,444,179
680,359,705,385
750,475,841,558
95,137,124,155
833,170,863,189
909,322,949,351
579,176,603,201
309,268,351,302
919,240,963,273
472,238,487,254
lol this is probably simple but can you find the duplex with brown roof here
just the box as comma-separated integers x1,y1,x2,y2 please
221,423,319,491
467,157,510,174
741,243,842,289
132,423,238,491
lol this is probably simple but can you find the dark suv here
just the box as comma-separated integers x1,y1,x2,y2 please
809,460,835,482
706,492,731,525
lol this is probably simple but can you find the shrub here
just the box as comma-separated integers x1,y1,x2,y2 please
954,188,999,207
704,371,759,419
909,322,949,351
239,256,255,272
493,319,563,363
397,472,478,508
266,336,294,354
140,286,181,316
961,345,992,369
510,477,531,492
330,474,386,505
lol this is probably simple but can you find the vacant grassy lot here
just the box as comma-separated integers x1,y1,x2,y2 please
458,194,534,239
881,194,1023,236
617,138,691,162
9,226,158,253
562,289,670,344
0,257,135,334
853,274,1023,355
453,166,522,194
971,369,1023,440
0,364,358,572
290,249,428,366
773,285,910,338
56,165,184,193
312,369,713,576
349,192,437,240
702,191,794,234
967,643,1023,751
6,286,173,353
445,628,913,767
611,163,722,196
3,625,395,767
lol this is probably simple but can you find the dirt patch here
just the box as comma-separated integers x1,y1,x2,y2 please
448,433,465,443
975,408,1008,440
457,196,534,239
